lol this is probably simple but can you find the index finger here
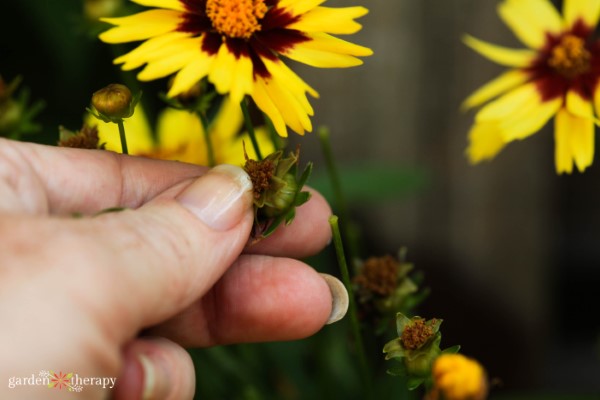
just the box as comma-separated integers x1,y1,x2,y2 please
0,139,206,215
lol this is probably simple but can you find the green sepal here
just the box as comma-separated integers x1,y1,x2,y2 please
407,377,425,391
442,344,461,354
385,366,407,377
395,313,412,336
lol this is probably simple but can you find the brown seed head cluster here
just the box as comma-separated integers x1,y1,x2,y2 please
58,125,104,150
354,255,399,297
244,157,274,199
401,318,436,350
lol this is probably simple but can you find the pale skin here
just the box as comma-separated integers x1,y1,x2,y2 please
0,138,335,399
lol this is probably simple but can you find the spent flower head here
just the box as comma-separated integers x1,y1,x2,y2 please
58,124,105,150
384,313,460,390
99,0,372,137
464,0,600,174
354,250,429,334
244,146,312,241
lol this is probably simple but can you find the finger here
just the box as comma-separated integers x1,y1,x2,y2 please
113,337,195,400
0,138,206,214
1,164,255,347
147,255,348,347
244,188,332,258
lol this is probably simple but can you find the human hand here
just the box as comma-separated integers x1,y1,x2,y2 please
0,138,347,399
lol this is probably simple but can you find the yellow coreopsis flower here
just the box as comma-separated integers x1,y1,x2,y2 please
93,97,273,165
428,354,488,400
464,0,600,174
99,0,373,137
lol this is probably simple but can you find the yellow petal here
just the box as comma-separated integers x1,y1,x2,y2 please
100,10,182,43
229,55,254,103
261,78,312,135
462,70,530,110
208,44,238,95
288,6,369,35
137,38,199,80
499,97,561,141
91,104,154,154
554,110,574,174
251,78,288,137
555,107,595,173
497,0,562,49
263,58,316,115
210,96,244,141
563,0,600,29
476,82,541,122
131,0,186,11
462,34,537,67
466,122,507,163
156,108,201,152
566,90,594,119
279,0,327,16
114,32,191,70
283,32,372,68
168,51,214,98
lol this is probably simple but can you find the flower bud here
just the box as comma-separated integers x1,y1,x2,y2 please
84,0,123,20
90,83,135,122
429,354,488,400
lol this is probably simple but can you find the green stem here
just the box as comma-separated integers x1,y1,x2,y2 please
117,120,129,155
319,127,361,262
197,112,216,167
329,215,372,396
240,99,263,160
318,127,346,217
264,114,283,151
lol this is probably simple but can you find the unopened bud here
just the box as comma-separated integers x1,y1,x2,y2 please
89,83,140,124
91,84,133,120
84,0,123,20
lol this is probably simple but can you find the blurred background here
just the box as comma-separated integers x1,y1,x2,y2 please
1,0,599,398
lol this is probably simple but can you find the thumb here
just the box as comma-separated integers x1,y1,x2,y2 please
77,164,254,337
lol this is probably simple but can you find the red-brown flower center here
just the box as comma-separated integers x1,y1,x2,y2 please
206,0,267,39
548,34,591,79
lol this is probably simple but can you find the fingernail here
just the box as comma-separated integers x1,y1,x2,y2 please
177,164,253,231
319,273,349,324
138,353,169,400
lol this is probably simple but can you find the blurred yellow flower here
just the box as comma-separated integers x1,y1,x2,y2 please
429,354,488,400
464,0,600,174
92,97,273,166
99,0,372,137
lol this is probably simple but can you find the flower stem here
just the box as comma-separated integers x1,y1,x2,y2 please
264,114,284,151
329,215,372,395
197,112,216,167
117,120,129,155
318,127,346,217
319,127,360,262
240,99,263,160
